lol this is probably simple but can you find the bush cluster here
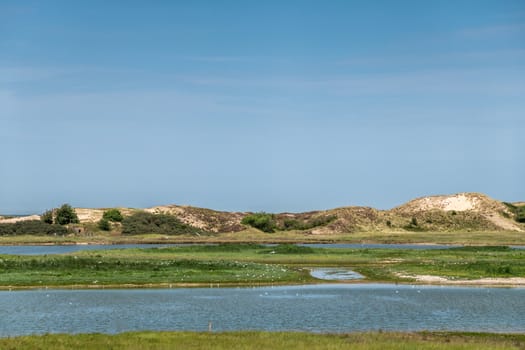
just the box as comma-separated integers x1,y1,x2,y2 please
102,209,123,222
96,209,124,232
403,217,426,231
121,212,205,235
55,204,80,225
40,204,79,225
0,220,68,236
503,202,525,223
281,215,337,231
517,206,525,223
242,212,337,233
98,218,111,231
241,212,277,233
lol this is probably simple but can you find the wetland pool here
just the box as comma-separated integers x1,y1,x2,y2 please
1,284,524,336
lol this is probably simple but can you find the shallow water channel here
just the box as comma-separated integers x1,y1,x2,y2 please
0,243,462,255
1,284,524,336
309,268,364,280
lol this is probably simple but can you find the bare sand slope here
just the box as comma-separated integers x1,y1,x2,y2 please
0,215,41,224
394,193,523,232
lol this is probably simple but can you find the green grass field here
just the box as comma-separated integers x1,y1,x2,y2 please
1,244,524,288
1,331,524,350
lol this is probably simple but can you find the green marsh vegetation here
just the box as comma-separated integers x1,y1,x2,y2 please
2,331,524,350
0,244,524,288
0,251,305,287
126,244,525,282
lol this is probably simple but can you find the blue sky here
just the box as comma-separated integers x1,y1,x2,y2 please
1,0,524,214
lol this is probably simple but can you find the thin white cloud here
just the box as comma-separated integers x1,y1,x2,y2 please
0,67,66,84
0,89,17,122
180,68,525,97
337,49,525,67
2,89,234,124
458,23,525,38
181,56,252,63
180,55,292,64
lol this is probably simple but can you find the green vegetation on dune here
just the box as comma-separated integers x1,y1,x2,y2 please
0,220,67,236
41,204,80,226
503,202,525,223
121,212,207,236
102,209,123,222
241,212,337,233
98,209,124,231
0,204,82,237
241,212,276,232
1,331,524,350
394,210,503,232
2,193,524,243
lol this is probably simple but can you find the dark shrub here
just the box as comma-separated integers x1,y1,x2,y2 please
516,206,525,223
241,212,276,233
279,215,336,231
122,212,205,235
55,204,79,225
102,209,123,222
0,220,68,236
98,218,111,231
41,209,54,224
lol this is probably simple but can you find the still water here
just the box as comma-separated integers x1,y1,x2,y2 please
0,244,184,255
1,284,524,336
0,243,461,255
1,243,523,255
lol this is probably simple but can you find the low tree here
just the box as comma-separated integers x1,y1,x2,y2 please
41,209,54,224
55,204,80,225
241,212,276,233
102,209,123,222
517,206,525,223
98,218,111,231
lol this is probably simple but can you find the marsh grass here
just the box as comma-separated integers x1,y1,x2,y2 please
2,228,525,246
0,252,307,286
1,331,524,350
104,244,525,282
1,244,524,287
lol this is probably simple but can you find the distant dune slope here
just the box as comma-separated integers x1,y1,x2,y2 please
1,193,523,233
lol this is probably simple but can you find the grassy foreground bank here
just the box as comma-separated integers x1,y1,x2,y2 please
1,244,524,288
1,331,525,350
